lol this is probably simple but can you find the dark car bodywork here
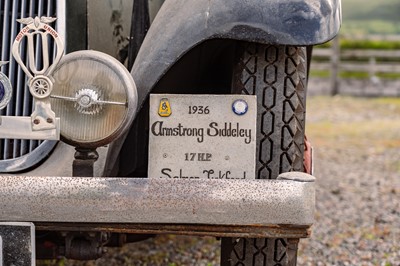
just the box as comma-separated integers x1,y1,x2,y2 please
134,0,341,107
110,0,341,176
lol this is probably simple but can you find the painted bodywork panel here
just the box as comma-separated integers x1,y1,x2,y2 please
132,0,341,107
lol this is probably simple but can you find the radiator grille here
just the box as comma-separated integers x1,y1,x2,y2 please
0,0,57,167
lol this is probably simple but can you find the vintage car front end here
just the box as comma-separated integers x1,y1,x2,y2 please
0,0,341,264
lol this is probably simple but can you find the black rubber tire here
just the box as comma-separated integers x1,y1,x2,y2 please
220,43,307,266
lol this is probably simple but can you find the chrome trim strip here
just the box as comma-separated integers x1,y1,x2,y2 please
0,173,315,226
0,140,57,173
56,0,66,41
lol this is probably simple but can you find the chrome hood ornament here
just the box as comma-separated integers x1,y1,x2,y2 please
0,16,63,140
13,16,63,79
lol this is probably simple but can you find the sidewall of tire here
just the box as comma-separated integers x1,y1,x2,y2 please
221,43,307,266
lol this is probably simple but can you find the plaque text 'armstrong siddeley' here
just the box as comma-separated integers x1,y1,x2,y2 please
151,121,252,144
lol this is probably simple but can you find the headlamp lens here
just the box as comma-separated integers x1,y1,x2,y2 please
51,51,137,148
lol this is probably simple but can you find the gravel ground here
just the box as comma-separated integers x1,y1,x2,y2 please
59,83,400,266
298,95,400,265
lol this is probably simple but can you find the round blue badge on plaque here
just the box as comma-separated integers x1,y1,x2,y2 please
232,99,248,116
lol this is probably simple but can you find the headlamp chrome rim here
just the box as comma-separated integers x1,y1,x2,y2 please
51,50,138,149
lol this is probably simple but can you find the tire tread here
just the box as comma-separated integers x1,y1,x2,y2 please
221,43,307,266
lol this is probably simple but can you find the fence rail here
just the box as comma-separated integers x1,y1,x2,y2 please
310,36,400,96
312,48,400,74
312,60,400,73
340,34,400,42
313,48,400,58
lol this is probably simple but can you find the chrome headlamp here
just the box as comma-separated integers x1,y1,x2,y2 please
51,50,137,148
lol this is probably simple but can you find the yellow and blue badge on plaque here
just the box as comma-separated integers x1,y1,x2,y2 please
158,98,172,117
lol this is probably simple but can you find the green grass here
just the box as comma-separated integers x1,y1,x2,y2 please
309,70,330,78
306,96,400,149
375,72,400,79
342,20,400,35
372,97,400,107
342,0,400,35
307,120,400,148
338,71,370,79
310,70,400,79
341,39,400,50
342,0,400,21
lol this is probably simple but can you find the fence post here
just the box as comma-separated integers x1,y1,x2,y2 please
330,35,340,96
369,57,377,78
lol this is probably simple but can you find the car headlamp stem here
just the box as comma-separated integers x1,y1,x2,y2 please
72,148,99,177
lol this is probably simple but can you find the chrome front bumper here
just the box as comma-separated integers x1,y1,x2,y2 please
0,172,315,238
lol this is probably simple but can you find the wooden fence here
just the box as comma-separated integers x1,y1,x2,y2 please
312,48,400,76
310,37,400,96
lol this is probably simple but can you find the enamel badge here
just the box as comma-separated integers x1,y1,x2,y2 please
158,98,172,117
0,61,12,111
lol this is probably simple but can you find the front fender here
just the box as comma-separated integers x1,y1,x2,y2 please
132,0,341,107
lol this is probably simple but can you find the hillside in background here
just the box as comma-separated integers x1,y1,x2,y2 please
342,0,400,35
